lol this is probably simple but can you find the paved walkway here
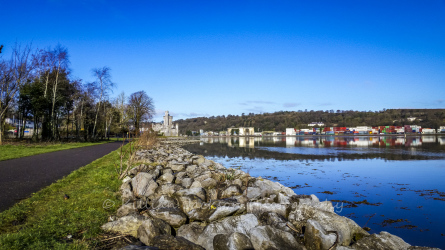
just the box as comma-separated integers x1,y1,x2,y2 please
0,141,125,212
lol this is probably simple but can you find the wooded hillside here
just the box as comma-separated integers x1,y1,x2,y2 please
175,109,445,134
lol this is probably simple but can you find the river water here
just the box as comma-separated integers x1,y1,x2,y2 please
182,135,445,249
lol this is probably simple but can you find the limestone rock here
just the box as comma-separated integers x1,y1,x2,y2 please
352,231,411,250
288,204,368,247
247,202,291,219
190,180,203,189
201,177,218,189
121,188,135,202
249,225,304,250
152,235,205,250
175,187,207,201
208,203,242,222
213,232,254,250
258,212,293,233
171,163,188,172
181,178,194,188
177,194,204,214
177,222,205,244
137,217,172,246
157,172,175,185
304,219,337,250
101,215,144,237
186,164,198,173
151,195,177,209
220,185,243,199
132,172,157,198
116,203,138,217
153,183,183,198
196,214,259,250
148,207,188,227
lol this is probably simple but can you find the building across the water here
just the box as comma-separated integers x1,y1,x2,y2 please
152,111,179,136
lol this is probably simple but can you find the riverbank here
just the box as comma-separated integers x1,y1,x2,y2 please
102,140,439,249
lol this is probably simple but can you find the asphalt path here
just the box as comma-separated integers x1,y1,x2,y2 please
0,141,125,212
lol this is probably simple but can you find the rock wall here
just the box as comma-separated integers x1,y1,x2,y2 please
102,143,439,250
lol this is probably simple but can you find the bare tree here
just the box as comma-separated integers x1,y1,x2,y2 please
91,66,114,139
50,45,69,139
0,43,33,144
114,91,130,134
128,91,155,136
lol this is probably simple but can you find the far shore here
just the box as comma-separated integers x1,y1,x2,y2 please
199,133,444,138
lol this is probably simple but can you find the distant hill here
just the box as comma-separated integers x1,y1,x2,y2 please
175,109,445,134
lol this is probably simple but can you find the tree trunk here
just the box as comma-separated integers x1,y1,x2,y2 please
92,94,102,139
51,67,60,140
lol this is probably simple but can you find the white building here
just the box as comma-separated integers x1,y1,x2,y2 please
308,122,325,127
286,128,296,135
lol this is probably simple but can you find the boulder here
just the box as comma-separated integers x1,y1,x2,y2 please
220,185,243,199
121,188,136,202
249,225,305,250
181,178,194,189
304,219,337,250
101,215,145,237
288,204,368,247
148,207,188,227
352,231,411,250
157,172,175,185
175,187,207,201
137,217,172,246
151,235,205,250
119,245,158,250
150,195,177,209
116,203,138,217
190,180,203,189
171,163,188,172
177,222,205,244
243,187,262,200
258,212,293,233
186,164,198,173
194,171,213,182
213,232,254,250
250,178,296,197
132,172,157,198
153,183,183,198
177,194,205,214
201,178,218,189
208,203,242,222
196,214,259,250
247,202,291,219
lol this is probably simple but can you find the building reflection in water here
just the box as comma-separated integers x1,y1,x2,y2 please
200,136,444,148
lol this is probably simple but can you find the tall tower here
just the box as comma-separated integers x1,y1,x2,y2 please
164,111,170,126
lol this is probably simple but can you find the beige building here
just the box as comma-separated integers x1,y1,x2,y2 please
152,111,179,136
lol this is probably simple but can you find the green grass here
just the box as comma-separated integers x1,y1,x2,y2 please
0,141,113,161
0,143,132,249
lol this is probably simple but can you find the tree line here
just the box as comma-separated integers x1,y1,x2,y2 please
0,43,155,144
177,109,445,134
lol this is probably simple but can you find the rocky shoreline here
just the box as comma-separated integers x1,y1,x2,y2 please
101,141,440,250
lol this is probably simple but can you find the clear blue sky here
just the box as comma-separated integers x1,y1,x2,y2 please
2,0,445,122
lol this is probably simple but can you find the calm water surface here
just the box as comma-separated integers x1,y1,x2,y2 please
182,136,445,249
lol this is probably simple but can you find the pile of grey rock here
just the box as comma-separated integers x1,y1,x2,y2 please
101,143,438,250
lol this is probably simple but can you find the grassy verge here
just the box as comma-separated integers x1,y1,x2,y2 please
0,141,113,161
0,142,133,249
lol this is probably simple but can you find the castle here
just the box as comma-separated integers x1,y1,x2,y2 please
152,111,179,136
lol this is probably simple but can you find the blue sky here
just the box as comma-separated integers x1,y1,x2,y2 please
2,0,445,122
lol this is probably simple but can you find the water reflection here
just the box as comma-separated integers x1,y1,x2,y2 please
189,136,445,161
